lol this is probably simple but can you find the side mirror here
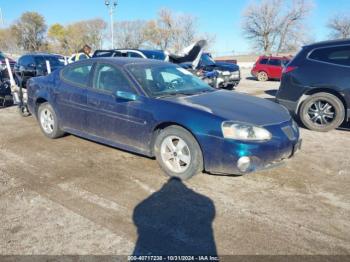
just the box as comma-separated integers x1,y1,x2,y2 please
115,90,138,101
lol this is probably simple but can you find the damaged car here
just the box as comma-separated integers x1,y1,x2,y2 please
27,58,301,180
92,40,240,89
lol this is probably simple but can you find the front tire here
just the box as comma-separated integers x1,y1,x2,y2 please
299,92,345,132
37,102,65,138
154,126,203,180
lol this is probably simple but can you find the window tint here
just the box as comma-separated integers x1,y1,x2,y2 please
20,56,35,66
128,52,143,58
62,64,92,86
309,45,350,66
259,58,268,64
35,56,64,68
268,59,281,66
93,64,131,93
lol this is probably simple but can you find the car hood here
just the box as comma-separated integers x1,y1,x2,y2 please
164,90,291,126
212,62,240,72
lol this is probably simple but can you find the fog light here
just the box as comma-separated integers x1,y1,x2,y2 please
237,156,251,172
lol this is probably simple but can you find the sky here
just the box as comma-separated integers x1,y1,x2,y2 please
1,0,350,55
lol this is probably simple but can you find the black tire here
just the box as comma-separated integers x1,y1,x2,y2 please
257,71,268,81
299,92,345,132
37,102,65,139
154,126,203,180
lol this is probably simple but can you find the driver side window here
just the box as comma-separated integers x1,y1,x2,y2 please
93,64,131,93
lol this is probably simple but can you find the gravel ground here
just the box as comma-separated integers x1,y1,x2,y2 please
0,69,350,256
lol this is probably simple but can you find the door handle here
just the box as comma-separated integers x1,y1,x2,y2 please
88,98,100,106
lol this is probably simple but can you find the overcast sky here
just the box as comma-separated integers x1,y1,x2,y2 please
1,0,350,55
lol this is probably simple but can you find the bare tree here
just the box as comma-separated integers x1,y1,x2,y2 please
276,0,313,53
11,12,47,51
242,0,313,54
242,0,282,53
0,28,19,52
48,19,106,54
114,20,146,49
328,15,350,39
143,8,212,52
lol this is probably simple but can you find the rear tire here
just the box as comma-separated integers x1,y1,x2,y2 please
257,71,268,81
299,92,345,132
37,102,65,139
154,126,203,180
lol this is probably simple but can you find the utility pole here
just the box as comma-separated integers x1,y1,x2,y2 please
104,0,117,49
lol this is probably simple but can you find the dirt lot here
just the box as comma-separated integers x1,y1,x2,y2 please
1,69,350,256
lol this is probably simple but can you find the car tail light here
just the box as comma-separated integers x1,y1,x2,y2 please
283,66,297,74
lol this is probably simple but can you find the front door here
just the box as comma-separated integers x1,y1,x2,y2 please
85,63,150,151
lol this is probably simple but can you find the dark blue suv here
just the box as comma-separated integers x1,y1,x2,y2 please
277,39,350,132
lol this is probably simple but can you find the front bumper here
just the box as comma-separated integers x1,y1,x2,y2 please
198,120,301,175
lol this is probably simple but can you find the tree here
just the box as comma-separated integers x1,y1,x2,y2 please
0,28,19,52
47,23,67,53
114,20,146,49
48,19,106,54
11,12,47,51
242,0,312,54
328,15,350,39
143,8,211,52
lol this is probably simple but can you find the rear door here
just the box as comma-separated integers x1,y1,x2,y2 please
267,59,283,78
55,61,93,131
85,62,151,151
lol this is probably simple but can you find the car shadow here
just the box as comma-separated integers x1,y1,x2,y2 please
132,178,217,256
245,76,257,81
264,89,278,97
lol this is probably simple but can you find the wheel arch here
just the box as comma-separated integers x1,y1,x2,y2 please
150,122,204,161
297,88,348,119
35,97,48,116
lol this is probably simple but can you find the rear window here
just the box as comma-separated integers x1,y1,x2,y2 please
309,45,350,66
267,59,282,66
62,63,92,86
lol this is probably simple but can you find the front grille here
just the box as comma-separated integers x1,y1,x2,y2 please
282,126,296,141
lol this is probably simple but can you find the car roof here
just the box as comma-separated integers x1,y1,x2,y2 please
89,57,170,66
23,53,63,57
259,55,291,60
304,38,350,48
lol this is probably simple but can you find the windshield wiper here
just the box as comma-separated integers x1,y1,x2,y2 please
155,92,196,98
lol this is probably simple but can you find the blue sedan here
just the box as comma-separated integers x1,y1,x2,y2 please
27,58,301,180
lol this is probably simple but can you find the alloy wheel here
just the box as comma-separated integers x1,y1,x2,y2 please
160,135,191,173
40,108,55,134
307,100,335,126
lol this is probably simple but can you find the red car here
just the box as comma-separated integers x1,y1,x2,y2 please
251,56,291,81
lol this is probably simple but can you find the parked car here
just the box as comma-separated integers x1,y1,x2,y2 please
214,58,237,64
276,39,350,132
14,53,65,88
251,55,291,81
27,58,301,180
93,49,166,60
93,49,241,89
180,53,241,89
0,51,16,80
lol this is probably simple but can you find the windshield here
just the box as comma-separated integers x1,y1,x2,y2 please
35,56,65,68
200,53,215,66
141,50,166,61
127,63,214,97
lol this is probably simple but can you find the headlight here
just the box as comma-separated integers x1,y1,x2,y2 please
222,122,272,141
221,71,231,76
